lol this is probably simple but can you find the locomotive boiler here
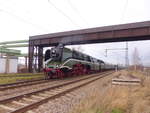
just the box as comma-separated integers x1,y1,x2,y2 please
43,44,115,79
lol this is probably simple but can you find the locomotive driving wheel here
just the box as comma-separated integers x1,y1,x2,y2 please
56,69,64,78
72,63,85,76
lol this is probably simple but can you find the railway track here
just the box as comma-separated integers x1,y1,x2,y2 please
0,71,111,91
0,73,101,91
0,79,50,91
0,71,113,113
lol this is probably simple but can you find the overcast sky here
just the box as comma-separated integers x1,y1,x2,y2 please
0,0,150,66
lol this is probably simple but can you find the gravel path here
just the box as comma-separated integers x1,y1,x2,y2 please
0,74,98,101
28,71,119,113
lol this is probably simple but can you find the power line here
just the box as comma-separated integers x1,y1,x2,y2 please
0,0,12,6
120,0,129,22
48,0,79,27
0,8,49,32
67,0,89,25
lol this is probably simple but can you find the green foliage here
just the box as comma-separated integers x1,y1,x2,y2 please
111,108,124,113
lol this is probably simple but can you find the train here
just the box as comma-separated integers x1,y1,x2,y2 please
43,44,116,79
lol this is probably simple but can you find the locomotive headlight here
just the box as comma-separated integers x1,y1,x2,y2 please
51,49,57,57
52,50,56,53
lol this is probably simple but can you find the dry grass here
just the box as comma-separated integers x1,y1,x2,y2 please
0,72,43,76
0,73,44,85
71,70,150,113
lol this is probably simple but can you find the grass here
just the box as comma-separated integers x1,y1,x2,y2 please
0,73,44,85
0,72,43,76
71,70,150,113
92,108,124,113
111,108,124,113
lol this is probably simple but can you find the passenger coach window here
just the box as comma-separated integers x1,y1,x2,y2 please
90,58,94,62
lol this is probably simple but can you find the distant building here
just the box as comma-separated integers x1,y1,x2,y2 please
0,57,18,73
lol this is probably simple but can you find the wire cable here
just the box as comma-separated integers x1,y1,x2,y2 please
67,0,89,25
0,8,49,32
48,0,80,27
120,0,129,22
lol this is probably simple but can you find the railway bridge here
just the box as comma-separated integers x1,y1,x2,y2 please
29,21,150,72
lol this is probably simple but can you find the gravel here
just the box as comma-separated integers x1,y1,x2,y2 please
0,74,97,101
29,71,119,113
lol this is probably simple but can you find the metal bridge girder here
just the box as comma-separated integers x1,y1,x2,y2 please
28,21,150,72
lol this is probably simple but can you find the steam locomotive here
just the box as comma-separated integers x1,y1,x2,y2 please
43,44,116,79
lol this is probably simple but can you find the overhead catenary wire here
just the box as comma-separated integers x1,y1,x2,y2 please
66,0,89,26
119,0,129,67
0,8,49,32
48,0,80,27
120,0,129,22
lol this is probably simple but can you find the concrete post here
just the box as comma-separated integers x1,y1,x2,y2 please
5,55,10,73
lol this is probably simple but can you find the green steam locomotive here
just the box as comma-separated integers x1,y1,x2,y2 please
44,44,115,79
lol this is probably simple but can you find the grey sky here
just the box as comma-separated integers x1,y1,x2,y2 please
0,0,150,66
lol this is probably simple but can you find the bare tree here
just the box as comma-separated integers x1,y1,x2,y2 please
132,47,142,70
